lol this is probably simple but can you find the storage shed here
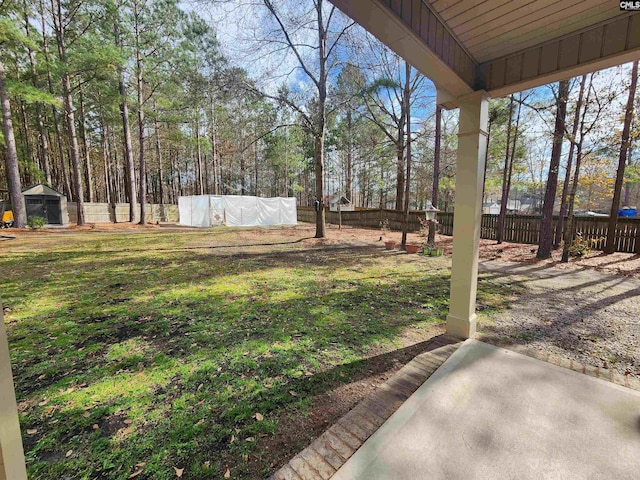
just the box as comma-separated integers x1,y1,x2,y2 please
22,184,69,226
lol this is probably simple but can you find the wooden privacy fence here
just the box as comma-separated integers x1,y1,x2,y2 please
297,207,640,254
297,206,426,232
438,212,640,254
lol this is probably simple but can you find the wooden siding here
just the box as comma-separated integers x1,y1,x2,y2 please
478,13,640,93
427,0,621,63
381,0,477,86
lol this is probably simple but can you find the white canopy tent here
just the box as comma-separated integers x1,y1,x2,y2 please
178,195,297,227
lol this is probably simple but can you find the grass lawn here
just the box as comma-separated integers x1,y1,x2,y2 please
0,225,514,479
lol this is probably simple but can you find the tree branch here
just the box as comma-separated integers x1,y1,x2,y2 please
263,0,319,89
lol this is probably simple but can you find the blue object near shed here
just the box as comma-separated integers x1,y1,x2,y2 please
619,207,637,217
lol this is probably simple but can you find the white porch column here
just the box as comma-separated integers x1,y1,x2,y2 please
0,296,27,480
446,91,490,339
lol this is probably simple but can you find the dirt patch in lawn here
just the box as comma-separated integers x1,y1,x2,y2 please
434,236,640,280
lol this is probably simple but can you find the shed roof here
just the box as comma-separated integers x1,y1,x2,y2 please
22,184,64,197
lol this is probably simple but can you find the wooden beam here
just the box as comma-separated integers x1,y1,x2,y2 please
332,1,640,102
0,296,27,480
478,14,640,97
329,0,475,98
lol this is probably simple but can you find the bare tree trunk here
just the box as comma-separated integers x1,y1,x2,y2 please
499,94,523,241
239,128,246,195
209,95,220,195
78,87,94,202
561,74,594,263
195,116,204,195
480,115,493,208
496,95,515,244
346,109,352,201
537,80,569,259
428,105,441,246
314,1,327,238
61,72,85,224
18,101,33,184
1,61,27,227
134,1,146,225
52,0,85,225
41,1,71,198
111,127,121,202
114,21,138,222
401,61,412,248
395,129,404,210
555,75,587,249
25,0,51,185
561,147,583,263
606,61,638,254
35,107,51,185
101,125,111,205
136,81,146,223
254,125,259,196
154,116,164,206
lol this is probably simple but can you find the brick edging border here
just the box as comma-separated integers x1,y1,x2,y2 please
268,335,463,480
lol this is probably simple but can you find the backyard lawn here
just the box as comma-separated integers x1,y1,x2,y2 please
0,225,514,479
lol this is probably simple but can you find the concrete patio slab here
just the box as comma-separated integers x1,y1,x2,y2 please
332,339,640,480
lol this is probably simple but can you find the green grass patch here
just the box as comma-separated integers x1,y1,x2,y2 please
0,228,513,479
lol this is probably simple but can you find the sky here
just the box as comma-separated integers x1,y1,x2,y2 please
183,0,635,180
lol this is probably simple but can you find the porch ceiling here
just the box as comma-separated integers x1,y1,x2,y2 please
331,0,640,104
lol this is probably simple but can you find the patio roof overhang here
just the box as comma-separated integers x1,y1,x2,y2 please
331,0,640,106
2,3,640,478
329,0,640,340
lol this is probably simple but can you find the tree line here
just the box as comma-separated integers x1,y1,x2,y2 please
1,0,638,256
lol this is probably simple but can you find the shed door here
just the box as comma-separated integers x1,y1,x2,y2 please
45,198,61,224
25,197,45,219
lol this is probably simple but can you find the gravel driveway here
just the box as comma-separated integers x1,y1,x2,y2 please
477,260,640,379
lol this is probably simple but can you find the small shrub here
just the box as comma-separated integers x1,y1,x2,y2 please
27,216,46,230
568,233,589,257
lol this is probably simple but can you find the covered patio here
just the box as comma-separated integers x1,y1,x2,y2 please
270,1,640,479
332,340,640,480
331,0,640,340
